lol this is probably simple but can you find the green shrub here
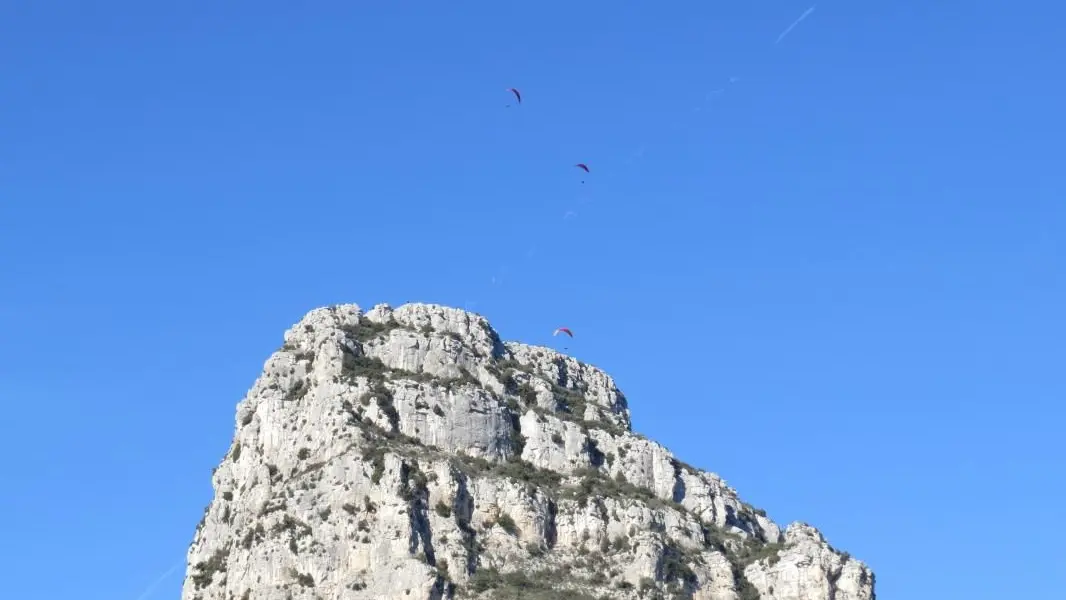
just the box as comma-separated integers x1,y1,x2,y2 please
497,512,519,536
516,382,539,406
285,379,309,402
340,316,401,342
551,383,587,417
289,568,314,587
362,446,387,484
660,542,697,585
467,567,600,600
343,355,393,382
190,548,228,589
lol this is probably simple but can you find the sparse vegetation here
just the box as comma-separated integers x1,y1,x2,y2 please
190,548,228,589
526,541,544,556
735,538,785,568
496,512,519,536
551,383,588,418
289,568,315,587
342,355,395,383
340,316,402,342
441,367,479,391
551,432,564,446
376,392,400,432
511,430,526,457
515,382,539,406
565,467,683,513
285,379,309,402
400,461,429,502
362,446,387,484
659,541,698,587
454,454,563,494
435,501,452,518
500,371,519,394
239,524,264,549
272,514,312,539
468,568,600,600
735,572,761,600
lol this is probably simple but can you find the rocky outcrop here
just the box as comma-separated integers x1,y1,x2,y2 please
181,302,875,600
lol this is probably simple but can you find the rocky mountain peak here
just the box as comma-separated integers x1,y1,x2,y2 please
182,302,875,600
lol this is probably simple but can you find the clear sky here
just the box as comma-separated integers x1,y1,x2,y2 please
1,1,1062,599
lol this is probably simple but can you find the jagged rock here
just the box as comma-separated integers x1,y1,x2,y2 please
182,302,874,600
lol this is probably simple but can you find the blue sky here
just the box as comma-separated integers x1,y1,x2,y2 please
1,1,1062,598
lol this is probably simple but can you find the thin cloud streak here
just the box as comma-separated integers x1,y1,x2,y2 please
132,561,183,600
775,5,816,44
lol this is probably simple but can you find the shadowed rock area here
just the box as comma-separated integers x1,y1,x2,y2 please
181,302,875,600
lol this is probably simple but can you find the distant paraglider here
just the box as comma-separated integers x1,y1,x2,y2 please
553,327,574,350
574,163,589,184
506,87,522,107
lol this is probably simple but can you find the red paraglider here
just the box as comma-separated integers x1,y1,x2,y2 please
553,327,574,338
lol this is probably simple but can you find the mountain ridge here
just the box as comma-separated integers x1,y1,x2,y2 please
181,302,875,600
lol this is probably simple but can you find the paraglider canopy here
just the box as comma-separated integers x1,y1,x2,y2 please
574,163,589,184
553,327,574,338
507,88,521,104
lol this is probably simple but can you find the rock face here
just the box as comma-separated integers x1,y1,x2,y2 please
181,303,875,600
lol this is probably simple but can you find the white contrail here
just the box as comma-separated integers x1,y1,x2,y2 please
132,560,183,600
775,5,816,44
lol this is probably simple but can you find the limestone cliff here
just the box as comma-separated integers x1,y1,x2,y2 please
181,303,875,600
